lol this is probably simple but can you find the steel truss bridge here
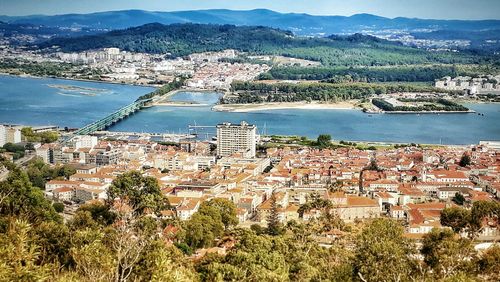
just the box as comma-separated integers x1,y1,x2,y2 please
73,99,152,135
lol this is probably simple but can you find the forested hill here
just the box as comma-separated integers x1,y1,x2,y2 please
39,23,486,66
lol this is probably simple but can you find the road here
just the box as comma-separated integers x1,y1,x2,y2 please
14,153,36,166
0,153,36,181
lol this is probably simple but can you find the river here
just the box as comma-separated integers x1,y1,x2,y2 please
0,75,154,128
1,75,499,144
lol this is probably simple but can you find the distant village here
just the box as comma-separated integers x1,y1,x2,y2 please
435,75,500,95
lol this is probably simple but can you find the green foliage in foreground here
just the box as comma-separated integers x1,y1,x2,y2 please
0,161,499,281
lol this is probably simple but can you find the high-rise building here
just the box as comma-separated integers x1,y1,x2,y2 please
0,125,6,147
0,125,21,146
6,127,21,144
216,121,256,158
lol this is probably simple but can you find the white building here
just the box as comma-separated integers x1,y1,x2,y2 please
216,121,256,158
0,125,22,145
71,135,98,149
0,125,6,147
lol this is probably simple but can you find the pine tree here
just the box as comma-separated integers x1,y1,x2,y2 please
266,193,283,236
459,154,471,167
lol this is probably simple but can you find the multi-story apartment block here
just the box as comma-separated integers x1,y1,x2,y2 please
216,121,256,158
0,125,6,147
0,125,21,146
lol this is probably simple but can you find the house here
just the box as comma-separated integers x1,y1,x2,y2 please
334,196,380,222
176,199,201,220
368,179,400,192
374,191,398,210
45,180,81,192
427,170,469,183
390,205,406,219
52,187,75,202
405,202,447,234
237,208,249,223
75,187,107,202
437,187,471,200
175,181,225,195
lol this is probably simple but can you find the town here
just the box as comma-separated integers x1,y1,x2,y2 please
1,2,500,281
0,46,271,90
1,122,498,242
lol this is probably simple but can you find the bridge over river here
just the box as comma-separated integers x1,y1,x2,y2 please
73,98,152,135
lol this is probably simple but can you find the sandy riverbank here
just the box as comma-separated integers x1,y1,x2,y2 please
154,102,209,107
212,101,358,112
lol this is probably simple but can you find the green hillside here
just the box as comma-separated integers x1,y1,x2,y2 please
40,23,489,67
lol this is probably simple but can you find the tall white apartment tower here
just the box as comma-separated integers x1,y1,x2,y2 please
0,125,21,146
216,121,256,158
0,125,6,147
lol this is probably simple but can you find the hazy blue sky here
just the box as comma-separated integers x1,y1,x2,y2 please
1,0,500,20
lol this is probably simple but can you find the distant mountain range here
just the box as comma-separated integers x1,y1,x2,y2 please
2,9,500,36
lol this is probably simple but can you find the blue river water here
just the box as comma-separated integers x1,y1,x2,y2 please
0,75,154,127
1,75,499,144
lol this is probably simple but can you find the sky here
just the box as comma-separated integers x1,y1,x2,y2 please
1,0,500,20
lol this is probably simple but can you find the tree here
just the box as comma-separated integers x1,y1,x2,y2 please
21,127,59,144
184,212,224,249
459,153,471,167
32,221,72,266
195,229,291,281
0,167,61,223
77,201,116,226
365,158,380,171
298,196,333,217
421,228,476,279
199,198,238,230
70,229,116,281
26,159,75,189
476,245,500,281
68,210,99,231
267,193,284,236
53,202,64,213
353,218,417,282
133,239,197,282
107,171,167,215
2,143,25,159
469,200,500,236
0,220,53,281
440,207,471,233
452,193,466,205
316,134,332,148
